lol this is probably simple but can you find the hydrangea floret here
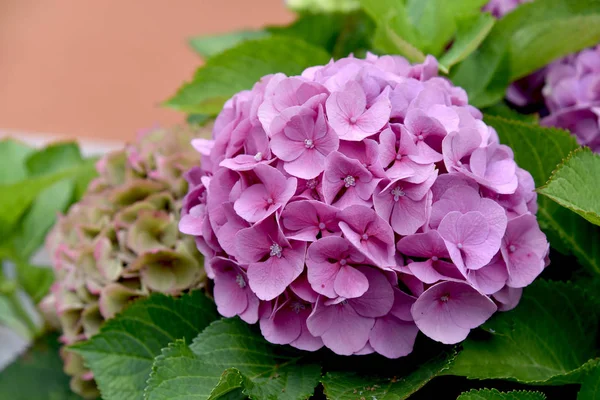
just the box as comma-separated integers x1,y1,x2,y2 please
43,126,207,398
180,53,549,358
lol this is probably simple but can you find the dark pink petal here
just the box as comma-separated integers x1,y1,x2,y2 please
492,285,523,311
306,297,374,356
349,267,394,318
369,316,418,358
260,299,305,345
212,258,250,318
397,230,449,259
247,239,306,301
338,205,395,267
411,281,497,344
466,253,508,295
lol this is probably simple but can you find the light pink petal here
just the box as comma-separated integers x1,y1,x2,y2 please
467,253,508,295
355,87,392,134
270,132,306,162
411,281,497,344
492,285,523,311
284,148,327,179
333,266,369,299
234,184,274,223
390,195,429,236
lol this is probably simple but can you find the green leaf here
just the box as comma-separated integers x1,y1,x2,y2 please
15,264,55,304
0,158,96,242
25,142,83,176
482,102,538,123
451,0,600,107
12,180,75,260
439,13,495,70
321,350,455,400
0,333,81,400
457,389,547,400
538,148,600,227
579,366,600,400
146,318,321,400
485,115,600,274
71,291,219,400
0,139,34,184
208,368,246,400
166,37,331,115
445,280,600,383
189,31,270,59
358,0,425,62
0,294,31,339
286,0,360,13
509,14,600,80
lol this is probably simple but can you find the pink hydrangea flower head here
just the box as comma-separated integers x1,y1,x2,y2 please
180,54,548,358
541,45,600,152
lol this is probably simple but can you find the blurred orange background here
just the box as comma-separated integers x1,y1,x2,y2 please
0,0,293,144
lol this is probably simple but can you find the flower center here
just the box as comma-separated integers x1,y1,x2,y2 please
343,175,356,187
395,153,402,161
391,186,405,201
290,301,306,314
304,139,315,149
361,233,369,241
235,274,247,289
340,259,347,266
306,179,318,189
417,134,424,141
457,243,463,249
432,256,439,261
440,294,450,302
266,197,274,205
457,160,463,166
270,243,283,258
318,222,326,230
509,244,516,252
254,152,263,161
349,116,357,124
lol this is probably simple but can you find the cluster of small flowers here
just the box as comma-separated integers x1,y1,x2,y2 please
541,46,600,152
44,127,207,398
181,53,549,358
485,1,600,151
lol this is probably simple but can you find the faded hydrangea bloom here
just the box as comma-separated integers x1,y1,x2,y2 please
43,126,208,398
541,46,600,151
180,53,549,359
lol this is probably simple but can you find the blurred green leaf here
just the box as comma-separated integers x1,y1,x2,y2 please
15,264,54,304
439,13,495,70
457,389,546,400
0,294,31,339
12,180,75,261
486,115,600,274
0,139,34,184
452,0,600,107
166,37,331,115
189,30,270,59
579,366,600,400
0,158,96,244
25,142,83,177
286,0,360,13
0,333,81,400
538,148,600,227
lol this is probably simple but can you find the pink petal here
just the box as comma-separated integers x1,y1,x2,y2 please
333,265,369,299
369,316,418,358
349,267,394,318
411,281,497,344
